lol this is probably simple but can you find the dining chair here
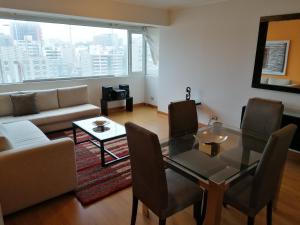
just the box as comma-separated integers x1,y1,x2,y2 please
168,100,198,138
223,124,297,225
241,98,284,143
125,122,207,225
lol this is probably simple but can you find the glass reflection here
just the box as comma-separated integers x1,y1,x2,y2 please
260,19,300,88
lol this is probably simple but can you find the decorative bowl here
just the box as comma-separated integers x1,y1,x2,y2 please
195,131,228,144
93,120,109,127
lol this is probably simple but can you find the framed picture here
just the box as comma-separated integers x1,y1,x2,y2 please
262,40,290,75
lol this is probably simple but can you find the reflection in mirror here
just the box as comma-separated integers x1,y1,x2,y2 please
260,19,300,88
252,13,300,94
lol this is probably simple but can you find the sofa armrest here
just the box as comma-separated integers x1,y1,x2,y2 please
0,138,77,215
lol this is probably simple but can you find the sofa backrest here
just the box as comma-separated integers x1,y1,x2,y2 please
34,89,59,111
57,85,88,108
268,78,292,86
0,85,89,116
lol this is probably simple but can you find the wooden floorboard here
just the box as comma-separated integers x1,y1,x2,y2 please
4,106,300,225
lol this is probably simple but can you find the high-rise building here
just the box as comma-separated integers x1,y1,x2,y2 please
10,22,42,41
93,33,123,46
0,33,12,46
45,47,70,77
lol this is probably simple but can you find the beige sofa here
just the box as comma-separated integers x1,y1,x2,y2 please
0,85,100,133
0,120,77,215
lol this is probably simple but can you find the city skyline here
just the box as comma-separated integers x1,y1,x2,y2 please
0,19,127,44
0,19,134,83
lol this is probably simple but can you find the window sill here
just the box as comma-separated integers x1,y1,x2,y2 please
0,74,148,85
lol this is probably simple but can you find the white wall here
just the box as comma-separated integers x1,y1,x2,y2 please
144,75,158,106
0,76,145,108
158,0,300,128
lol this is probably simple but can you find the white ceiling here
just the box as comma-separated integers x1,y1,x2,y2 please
113,0,228,9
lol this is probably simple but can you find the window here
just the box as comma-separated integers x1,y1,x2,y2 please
0,18,129,83
0,16,158,84
146,43,158,75
131,33,143,73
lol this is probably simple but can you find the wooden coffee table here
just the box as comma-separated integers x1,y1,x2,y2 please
72,117,128,167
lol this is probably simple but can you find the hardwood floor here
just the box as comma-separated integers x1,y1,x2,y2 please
4,106,300,225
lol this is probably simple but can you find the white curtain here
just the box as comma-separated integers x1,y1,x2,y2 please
143,27,159,65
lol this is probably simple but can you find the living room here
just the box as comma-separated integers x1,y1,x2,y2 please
0,0,300,225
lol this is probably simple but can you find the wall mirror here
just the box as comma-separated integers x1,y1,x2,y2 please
252,13,300,94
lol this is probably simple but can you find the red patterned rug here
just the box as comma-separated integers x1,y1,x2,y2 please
48,130,132,206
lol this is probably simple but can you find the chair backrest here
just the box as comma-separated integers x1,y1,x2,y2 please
241,98,283,141
125,122,168,212
250,124,297,210
168,100,198,138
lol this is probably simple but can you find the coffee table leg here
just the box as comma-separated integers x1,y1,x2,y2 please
100,141,106,167
72,125,77,144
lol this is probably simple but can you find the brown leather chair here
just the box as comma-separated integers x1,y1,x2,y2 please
168,100,198,138
125,122,207,225
241,98,284,144
223,124,297,225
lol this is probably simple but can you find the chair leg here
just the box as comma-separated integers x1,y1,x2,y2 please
196,190,208,225
193,202,200,219
267,201,273,225
131,196,138,225
248,216,255,225
159,219,166,225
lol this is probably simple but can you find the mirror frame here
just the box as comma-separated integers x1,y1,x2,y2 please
252,13,300,94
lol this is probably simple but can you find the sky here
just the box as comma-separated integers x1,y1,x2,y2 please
0,19,127,44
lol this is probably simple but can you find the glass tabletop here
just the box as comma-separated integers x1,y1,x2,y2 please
73,117,126,142
162,124,267,184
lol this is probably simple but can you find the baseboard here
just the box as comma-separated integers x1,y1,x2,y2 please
157,110,168,116
107,103,150,113
143,103,158,108
288,149,300,162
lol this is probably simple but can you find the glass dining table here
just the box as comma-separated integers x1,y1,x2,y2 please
160,124,267,225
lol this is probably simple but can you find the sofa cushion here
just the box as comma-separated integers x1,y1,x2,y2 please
0,104,100,127
268,78,291,86
0,92,15,116
35,89,59,111
0,121,49,148
10,93,39,116
58,85,88,108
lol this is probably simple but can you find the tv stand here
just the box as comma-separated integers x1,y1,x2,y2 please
101,97,133,116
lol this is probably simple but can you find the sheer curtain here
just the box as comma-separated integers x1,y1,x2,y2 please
143,27,159,65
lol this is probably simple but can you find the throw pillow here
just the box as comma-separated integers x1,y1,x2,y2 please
10,92,39,116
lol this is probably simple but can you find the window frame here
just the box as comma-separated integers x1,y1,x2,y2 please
0,9,148,84
128,31,145,75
